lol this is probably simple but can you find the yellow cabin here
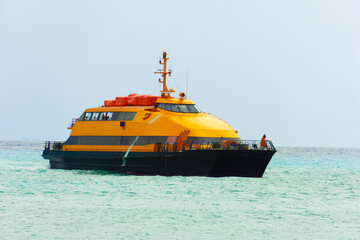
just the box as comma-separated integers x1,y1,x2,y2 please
43,52,276,177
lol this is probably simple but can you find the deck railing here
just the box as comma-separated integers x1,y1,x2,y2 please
155,140,276,152
44,140,276,152
44,141,65,151
69,118,78,128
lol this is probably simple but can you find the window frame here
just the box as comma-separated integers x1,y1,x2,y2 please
156,103,201,113
79,111,136,121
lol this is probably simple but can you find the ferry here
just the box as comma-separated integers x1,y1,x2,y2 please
43,52,276,177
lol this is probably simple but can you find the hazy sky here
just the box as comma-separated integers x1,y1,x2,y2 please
1,0,359,147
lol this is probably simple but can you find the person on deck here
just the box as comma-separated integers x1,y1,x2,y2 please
260,134,266,149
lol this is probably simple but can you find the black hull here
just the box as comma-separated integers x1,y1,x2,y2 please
42,149,276,177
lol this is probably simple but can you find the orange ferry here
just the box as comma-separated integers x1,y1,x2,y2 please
43,52,276,177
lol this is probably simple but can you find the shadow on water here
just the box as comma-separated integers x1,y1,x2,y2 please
73,169,129,176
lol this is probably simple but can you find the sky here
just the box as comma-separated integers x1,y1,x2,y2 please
0,0,359,147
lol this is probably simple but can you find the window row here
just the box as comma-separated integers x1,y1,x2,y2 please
65,136,240,146
155,103,201,113
65,136,168,146
79,112,136,121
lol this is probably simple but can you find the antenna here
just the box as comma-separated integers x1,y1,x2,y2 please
186,67,189,98
154,51,175,98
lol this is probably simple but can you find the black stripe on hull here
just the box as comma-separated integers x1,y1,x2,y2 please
42,149,276,177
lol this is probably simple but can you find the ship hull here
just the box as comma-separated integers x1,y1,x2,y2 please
42,149,276,177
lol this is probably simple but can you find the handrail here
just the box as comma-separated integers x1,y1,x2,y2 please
44,141,65,151
154,140,276,152
69,118,78,128
44,140,276,152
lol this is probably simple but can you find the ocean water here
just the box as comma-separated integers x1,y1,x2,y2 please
0,141,359,240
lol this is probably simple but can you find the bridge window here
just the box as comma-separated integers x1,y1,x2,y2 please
165,104,171,111
171,104,180,112
179,105,190,113
155,103,201,113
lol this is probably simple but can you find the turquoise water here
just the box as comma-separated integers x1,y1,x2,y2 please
1,142,359,239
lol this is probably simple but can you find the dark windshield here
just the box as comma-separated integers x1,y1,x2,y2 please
155,103,201,113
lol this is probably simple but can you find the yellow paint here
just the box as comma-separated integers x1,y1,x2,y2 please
63,52,240,152
64,104,239,152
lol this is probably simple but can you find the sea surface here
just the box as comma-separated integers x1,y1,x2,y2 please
0,141,359,240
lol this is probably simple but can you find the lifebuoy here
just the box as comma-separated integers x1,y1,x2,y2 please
143,112,151,120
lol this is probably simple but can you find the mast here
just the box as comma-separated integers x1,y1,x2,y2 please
154,52,175,98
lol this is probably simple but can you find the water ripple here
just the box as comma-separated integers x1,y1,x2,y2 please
0,142,359,239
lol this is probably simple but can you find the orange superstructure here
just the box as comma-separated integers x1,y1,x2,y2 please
64,52,240,152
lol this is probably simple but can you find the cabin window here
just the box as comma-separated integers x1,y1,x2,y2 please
121,136,129,145
91,112,100,121
187,105,201,113
99,112,113,120
79,111,136,121
84,112,92,121
65,135,173,146
118,112,136,121
99,113,106,120
126,112,136,120
78,112,86,121
123,112,131,120
111,112,119,120
170,104,180,112
107,112,113,120
179,105,190,113
167,136,177,143
155,103,201,113
165,104,172,111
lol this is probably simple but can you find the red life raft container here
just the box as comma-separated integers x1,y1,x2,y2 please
127,94,140,106
115,96,128,106
104,100,117,107
138,95,159,106
104,94,159,107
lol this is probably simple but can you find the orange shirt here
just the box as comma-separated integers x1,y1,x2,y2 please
260,137,266,148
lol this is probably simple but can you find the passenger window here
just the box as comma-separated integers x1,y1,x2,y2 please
111,112,119,121
118,112,125,120
78,136,86,145
121,136,129,145
117,112,136,121
99,112,111,120
167,136,177,143
78,112,85,121
100,113,106,120
91,112,100,121
84,112,92,121
130,112,136,120
107,112,113,120
123,112,132,120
